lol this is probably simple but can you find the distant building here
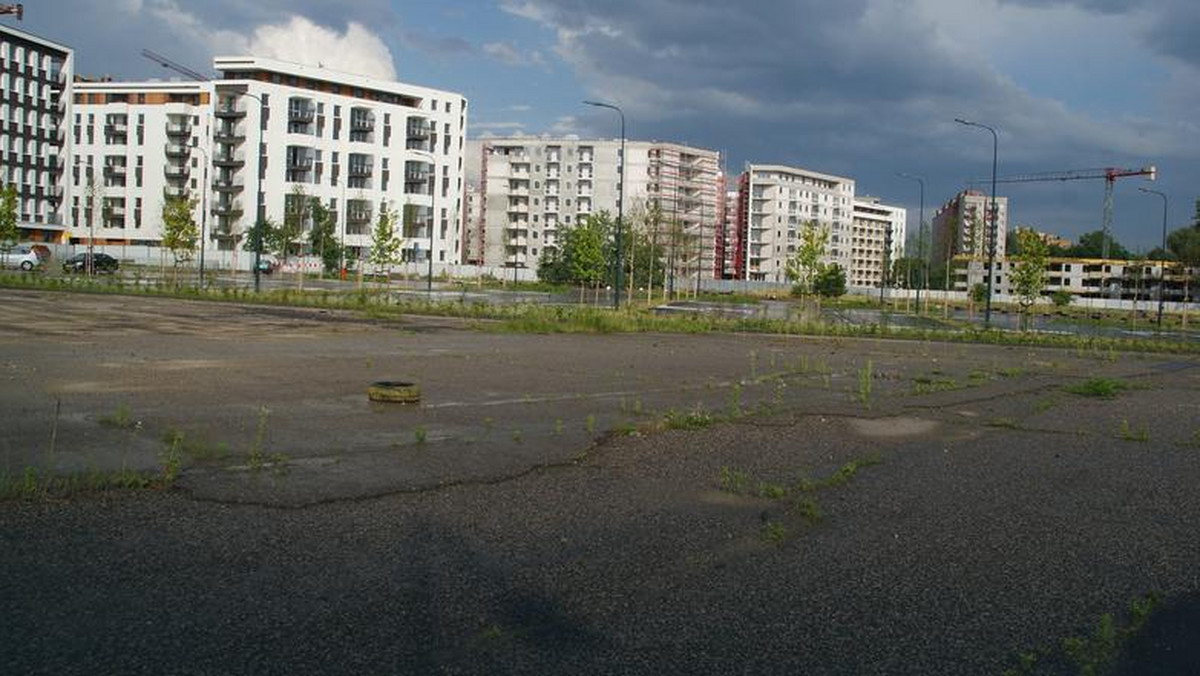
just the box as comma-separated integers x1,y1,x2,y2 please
465,137,721,279
733,164,856,283
71,80,213,247
1013,226,1070,250
0,23,74,241
851,197,906,288
931,189,1008,262
956,256,1193,302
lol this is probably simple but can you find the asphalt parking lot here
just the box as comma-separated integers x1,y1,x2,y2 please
1,288,1198,675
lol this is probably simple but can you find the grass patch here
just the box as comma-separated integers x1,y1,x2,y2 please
985,417,1020,429
0,466,161,501
1117,419,1149,443
1065,377,1132,399
911,375,962,395
662,407,716,431
97,404,137,429
760,521,786,543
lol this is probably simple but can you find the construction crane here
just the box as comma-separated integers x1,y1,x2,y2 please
969,165,1157,259
0,4,23,20
141,48,209,81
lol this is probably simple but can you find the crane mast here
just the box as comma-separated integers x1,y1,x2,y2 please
968,165,1157,259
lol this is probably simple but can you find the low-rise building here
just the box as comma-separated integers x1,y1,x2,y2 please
956,256,1194,302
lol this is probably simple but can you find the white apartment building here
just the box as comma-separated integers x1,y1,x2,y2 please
0,23,73,241
70,81,212,246
466,137,720,278
850,197,906,288
209,56,466,267
931,189,1008,262
735,164,856,283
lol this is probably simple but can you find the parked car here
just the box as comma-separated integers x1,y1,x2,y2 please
0,245,44,271
62,252,120,274
254,258,276,275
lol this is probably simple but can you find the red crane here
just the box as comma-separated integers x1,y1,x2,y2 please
0,4,23,20
969,165,1157,259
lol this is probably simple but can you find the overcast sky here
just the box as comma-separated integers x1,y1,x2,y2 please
14,0,1199,250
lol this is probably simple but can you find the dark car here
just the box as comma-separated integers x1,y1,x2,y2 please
62,253,120,274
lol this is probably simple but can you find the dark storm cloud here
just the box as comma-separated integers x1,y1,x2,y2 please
506,0,1196,247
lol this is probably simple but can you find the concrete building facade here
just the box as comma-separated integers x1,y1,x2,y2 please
466,137,721,279
931,189,1008,264
70,81,212,248
850,196,906,288
210,57,467,268
734,164,856,283
0,23,72,241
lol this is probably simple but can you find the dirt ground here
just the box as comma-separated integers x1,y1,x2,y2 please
1,288,1198,675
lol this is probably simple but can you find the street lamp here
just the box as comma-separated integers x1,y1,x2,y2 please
1138,187,1169,326
955,118,999,328
191,129,210,288
896,172,926,312
407,147,438,295
236,90,266,293
583,100,625,310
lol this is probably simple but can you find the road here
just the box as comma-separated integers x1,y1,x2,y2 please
1,288,1198,675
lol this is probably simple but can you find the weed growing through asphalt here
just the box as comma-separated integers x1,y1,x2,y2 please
1065,377,1131,399
761,521,786,543
663,407,715,431
911,375,961,395
1034,397,1058,414
996,366,1026,378
160,429,183,483
98,404,137,429
414,426,428,445
1117,419,1149,442
749,350,759,380
553,419,563,436
511,429,523,443
792,495,823,523
986,418,1020,429
586,414,596,435
247,406,270,469
757,482,786,499
0,465,157,501
726,384,743,417
857,359,873,407
1000,592,1163,676
718,466,750,493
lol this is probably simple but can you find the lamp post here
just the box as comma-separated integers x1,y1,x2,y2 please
955,118,999,328
583,100,625,310
896,172,925,312
236,90,266,293
407,147,438,295
1138,187,1169,326
191,139,210,287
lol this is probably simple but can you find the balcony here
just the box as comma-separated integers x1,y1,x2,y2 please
213,202,244,218
212,179,244,193
288,106,315,122
163,185,188,199
350,115,375,132
104,122,128,136
166,122,192,137
406,120,432,140
213,153,244,168
103,165,127,178
287,156,315,171
508,203,530,214
214,128,244,143
215,104,246,119
348,164,373,177
164,165,190,179
347,209,373,225
164,143,190,158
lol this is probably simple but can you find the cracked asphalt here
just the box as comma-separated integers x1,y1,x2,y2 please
1,288,1199,675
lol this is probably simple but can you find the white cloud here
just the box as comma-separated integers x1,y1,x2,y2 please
149,6,397,81
482,42,547,68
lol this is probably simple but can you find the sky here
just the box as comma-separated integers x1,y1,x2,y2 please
12,0,1200,252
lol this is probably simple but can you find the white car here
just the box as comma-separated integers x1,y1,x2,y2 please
0,245,42,271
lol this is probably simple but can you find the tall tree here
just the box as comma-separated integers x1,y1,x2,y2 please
368,201,402,284
308,198,341,275
0,183,18,255
160,195,199,284
1010,228,1050,329
785,220,829,295
277,185,309,281
1065,230,1131,259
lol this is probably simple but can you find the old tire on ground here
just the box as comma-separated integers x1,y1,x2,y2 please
368,381,421,404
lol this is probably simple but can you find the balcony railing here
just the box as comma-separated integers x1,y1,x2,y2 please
350,116,375,131
288,107,315,122
164,165,190,179
213,154,245,167
212,179,245,192
215,104,246,118
164,144,190,158
166,123,192,137
103,165,127,177
214,128,245,143
348,164,373,177
287,156,315,170
213,202,244,217
163,185,188,199
406,121,432,139
346,209,373,224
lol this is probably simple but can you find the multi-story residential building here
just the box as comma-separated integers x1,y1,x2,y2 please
714,182,737,279
0,23,72,241
931,189,1008,263
956,256,1194,302
733,164,856,283
850,196,906,288
466,137,720,278
70,81,211,246
209,56,467,267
